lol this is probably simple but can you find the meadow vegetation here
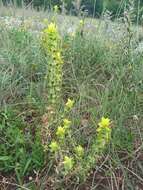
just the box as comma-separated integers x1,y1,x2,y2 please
0,3,143,190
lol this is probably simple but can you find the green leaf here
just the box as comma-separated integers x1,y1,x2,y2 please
23,158,32,176
0,124,4,130
0,156,10,161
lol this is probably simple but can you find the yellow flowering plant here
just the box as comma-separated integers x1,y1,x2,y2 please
79,19,84,26
75,145,84,158
63,156,74,171
63,118,71,130
41,22,63,106
41,22,64,150
74,18,85,38
56,126,66,139
40,21,113,184
97,117,111,144
98,117,110,128
75,117,112,180
65,98,74,110
47,114,113,184
49,141,59,152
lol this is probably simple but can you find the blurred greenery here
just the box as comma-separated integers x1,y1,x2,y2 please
1,0,143,19
1,0,104,14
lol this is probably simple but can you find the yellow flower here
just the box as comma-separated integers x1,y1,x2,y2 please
63,156,74,171
49,141,59,152
65,98,74,109
54,52,63,64
41,22,59,54
79,19,84,26
98,117,110,128
97,117,111,143
96,125,111,133
63,119,71,130
47,22,57,34
56,126,65,138
75,145,84,157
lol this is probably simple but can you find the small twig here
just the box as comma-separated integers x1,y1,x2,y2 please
0,180,30,190
91,154,109,188
124,166,143,183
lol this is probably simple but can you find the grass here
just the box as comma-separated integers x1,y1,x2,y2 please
0,7,143,190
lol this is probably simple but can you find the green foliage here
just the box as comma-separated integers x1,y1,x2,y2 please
0,26,47,105
2,0,143,20
0,108,44,179
103,0,123,14
81,0,103,15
